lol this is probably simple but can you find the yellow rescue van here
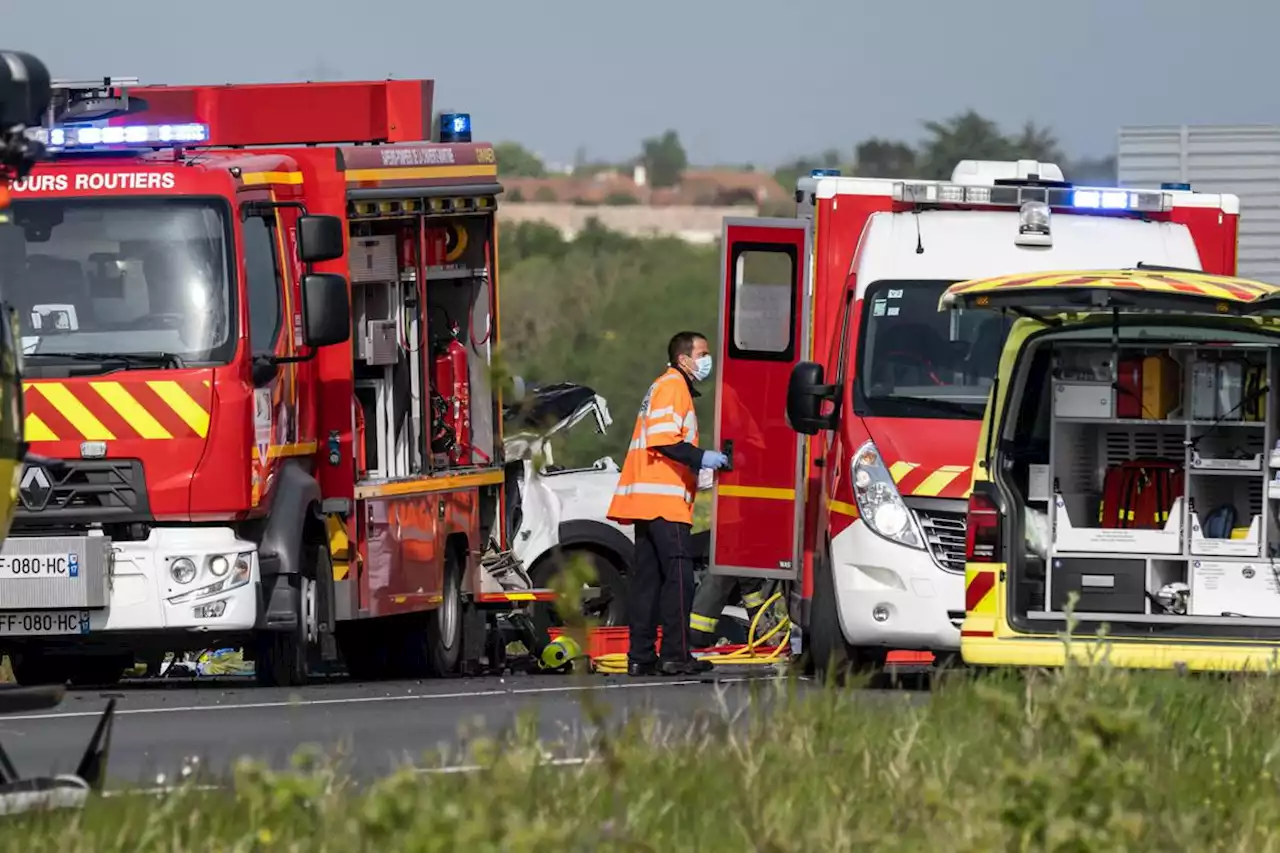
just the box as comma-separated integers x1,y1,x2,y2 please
944,267,1280,671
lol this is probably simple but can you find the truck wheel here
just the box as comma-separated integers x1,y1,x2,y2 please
10,651,70,686
530,549,627,631
255,549,322,687
422,546,463,676
809,548,883,685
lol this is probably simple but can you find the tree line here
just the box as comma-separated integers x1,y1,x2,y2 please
494,109,1117,193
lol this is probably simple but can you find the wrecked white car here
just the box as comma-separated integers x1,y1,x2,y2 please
503,383,634,628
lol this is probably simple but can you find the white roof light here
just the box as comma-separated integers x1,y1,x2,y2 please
951,159,1065,186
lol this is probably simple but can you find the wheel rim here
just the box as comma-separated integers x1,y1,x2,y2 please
440,570,459,649
303,577,318,644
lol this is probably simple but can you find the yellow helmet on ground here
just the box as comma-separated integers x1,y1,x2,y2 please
540,635,583,671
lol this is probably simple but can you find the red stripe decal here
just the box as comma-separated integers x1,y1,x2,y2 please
965,571,995,611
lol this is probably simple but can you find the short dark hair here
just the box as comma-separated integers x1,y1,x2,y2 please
668,331,707,365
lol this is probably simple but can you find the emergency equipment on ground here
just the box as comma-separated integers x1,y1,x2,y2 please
0,684,114,815
948,268,1280,671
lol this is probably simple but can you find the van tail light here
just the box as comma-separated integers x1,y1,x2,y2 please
965,491,1001,563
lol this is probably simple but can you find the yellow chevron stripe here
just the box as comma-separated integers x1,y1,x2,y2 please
24,413,57,442
911,465,970,497
91,381,172,440
888,461,918,483
148,380,209,437
35,382,114,440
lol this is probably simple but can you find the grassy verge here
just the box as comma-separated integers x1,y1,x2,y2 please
9,665,1280,850
0,655,10,683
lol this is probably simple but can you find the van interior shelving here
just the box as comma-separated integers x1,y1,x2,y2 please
1007,336,1280,626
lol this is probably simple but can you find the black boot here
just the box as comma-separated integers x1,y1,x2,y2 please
660,658,714,676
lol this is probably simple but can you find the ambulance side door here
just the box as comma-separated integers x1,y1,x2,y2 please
710,218,812,579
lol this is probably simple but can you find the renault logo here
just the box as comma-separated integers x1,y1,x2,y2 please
19,465,52,512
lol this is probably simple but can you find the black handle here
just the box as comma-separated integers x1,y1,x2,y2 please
722,439,734,472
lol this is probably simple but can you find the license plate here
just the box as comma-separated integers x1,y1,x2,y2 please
0,610,90,636
0,554,78,578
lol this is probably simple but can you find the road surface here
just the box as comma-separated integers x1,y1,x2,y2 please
0,672,867,788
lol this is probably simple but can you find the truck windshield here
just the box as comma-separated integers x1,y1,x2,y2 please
855,279,1013,420
0,199,234,368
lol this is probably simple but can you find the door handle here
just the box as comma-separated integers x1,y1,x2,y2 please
722,439,734,472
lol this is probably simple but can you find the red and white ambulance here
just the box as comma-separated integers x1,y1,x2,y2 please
706,160,1240,674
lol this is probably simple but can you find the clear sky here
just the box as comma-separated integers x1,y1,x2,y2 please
8,0,1278,168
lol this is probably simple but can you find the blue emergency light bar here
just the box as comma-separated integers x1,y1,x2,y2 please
26,122,210,151
894,180,1172,213
810,168,841,177
438,113,472,143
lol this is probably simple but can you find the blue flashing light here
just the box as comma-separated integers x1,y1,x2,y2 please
1071,188,1156,211
810,168,841,177
439,113,472,143
1161,181,1192,191
29,122,209,151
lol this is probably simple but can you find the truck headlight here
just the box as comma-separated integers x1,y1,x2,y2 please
852,440,922,549
208,555,230,577
170,557,197,584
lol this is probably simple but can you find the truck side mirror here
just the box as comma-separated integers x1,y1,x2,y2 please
297,215,345,263
786,361,839,434
300,273,350,348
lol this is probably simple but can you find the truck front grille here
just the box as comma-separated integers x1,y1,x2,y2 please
915,509,967,573
12,459,151,529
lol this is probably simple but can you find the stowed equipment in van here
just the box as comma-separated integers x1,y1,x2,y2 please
945,268,1280,671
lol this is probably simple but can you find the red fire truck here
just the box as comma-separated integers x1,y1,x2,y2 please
707,160,1240,676
0,76,549,687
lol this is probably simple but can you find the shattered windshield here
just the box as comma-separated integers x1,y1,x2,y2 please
0,199,234,368
855,279,1014,420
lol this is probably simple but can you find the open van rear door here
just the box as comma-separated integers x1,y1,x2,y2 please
941,268,1280,315
710,218,812,579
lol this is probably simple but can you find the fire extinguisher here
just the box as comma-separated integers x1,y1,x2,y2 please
432,322,471,465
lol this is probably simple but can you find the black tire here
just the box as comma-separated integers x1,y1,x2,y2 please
255,547,323,687
422,545,463,677
809,547,883,685
530,548,627,631
10,651,70,686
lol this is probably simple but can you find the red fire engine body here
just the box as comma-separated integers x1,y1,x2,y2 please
706,160,1240,674
0,77,548,687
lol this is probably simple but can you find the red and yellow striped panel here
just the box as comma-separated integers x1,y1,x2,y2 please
23,378,211,442
962,565,999,638
890,461,974,499
944,269,1280,306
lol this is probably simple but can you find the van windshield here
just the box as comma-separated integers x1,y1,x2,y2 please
855,279,1013,420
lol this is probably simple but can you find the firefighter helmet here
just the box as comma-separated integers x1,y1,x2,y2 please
540,635,583,671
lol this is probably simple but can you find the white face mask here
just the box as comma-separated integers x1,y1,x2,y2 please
691,354,713,382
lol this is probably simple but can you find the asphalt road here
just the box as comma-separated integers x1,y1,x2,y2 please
0,672,852,788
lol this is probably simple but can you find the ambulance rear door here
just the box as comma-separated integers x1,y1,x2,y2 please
710,218,812,579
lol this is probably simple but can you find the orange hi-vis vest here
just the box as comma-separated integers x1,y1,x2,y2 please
607,367,699,526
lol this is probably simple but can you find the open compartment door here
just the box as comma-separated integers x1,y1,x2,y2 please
710,218,811,579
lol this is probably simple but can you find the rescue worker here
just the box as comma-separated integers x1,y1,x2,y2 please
608,331,728,676
689,574,770,647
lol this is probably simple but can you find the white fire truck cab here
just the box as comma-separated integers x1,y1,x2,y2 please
706,159,1241,675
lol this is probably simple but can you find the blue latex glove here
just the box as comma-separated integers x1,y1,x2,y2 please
701,450,729,470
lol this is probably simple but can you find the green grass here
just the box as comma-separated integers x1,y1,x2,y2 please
10,664,1280,851
0,655,10,683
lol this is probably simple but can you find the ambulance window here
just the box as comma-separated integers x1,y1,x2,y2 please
728,244,797,361
242,213,282,352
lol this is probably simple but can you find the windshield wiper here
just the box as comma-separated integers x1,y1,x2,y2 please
25,351,185,369
872,395,979,416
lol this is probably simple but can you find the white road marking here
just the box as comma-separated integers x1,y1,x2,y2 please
3,677,769,722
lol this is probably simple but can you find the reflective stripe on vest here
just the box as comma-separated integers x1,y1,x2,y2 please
607,368,698,525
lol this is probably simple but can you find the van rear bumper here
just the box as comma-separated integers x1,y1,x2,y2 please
829,520,962,651
963,633,1280,673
